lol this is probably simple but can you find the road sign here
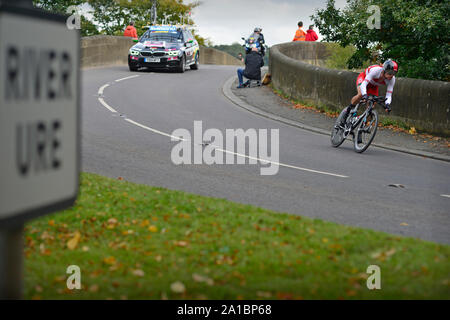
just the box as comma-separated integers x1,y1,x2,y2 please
0,3,80,228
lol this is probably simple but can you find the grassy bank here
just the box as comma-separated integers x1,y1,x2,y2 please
24,173,449,299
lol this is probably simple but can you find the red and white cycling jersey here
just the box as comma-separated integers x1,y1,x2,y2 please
358,65,396,104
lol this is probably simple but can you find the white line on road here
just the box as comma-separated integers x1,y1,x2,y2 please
98,97,117,113
115,75,140,82
98,80,348,178
441,194,450,198
125,118,348,178
125,118,186,141
98,83,109,96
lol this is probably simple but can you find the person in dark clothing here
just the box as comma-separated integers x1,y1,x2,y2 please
236,47,264,88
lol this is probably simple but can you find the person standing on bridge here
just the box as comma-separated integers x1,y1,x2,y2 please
124,21,138,39
236,47,264,88
305,25,318,41
293,21,306,41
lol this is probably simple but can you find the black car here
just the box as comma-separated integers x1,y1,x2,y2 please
128,25,200,72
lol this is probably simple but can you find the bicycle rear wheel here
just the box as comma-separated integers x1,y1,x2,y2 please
331,108,347,147
354,109,378,153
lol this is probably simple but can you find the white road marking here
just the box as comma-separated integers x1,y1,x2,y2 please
441,194,450,198
115,75,140,82
98,83,109,96
125,118,348,178
98,80,348,178
125,118,186,141
98,97,117,113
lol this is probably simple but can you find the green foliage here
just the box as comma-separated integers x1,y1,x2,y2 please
212,42,246,60
87,0,199,37
325,43,373,71
80,15,99,37
24,172,450,299
34,0,204,39
325,43,357,70
311,0,450,81
212,42,269,65
33,0,84,13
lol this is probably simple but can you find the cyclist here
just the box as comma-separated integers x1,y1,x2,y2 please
341,59,398,125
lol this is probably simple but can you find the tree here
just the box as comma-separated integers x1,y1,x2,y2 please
88,0,200,37
34,0,203,39
311,0,450,81
33,0,84,13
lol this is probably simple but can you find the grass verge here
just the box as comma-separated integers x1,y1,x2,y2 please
270,84,340,117
24,172,450,300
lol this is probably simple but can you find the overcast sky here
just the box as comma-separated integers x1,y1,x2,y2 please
187,0,348,46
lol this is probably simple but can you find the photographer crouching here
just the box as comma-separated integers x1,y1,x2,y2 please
236,47,264,88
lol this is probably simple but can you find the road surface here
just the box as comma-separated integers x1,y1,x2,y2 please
81,65,450,244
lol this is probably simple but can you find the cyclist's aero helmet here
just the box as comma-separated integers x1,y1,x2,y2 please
383,59,399,75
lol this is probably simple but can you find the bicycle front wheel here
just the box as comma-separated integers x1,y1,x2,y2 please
354,109,378,153
331,108,347,147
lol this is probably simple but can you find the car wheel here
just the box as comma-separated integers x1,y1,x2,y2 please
190,53,199,70
129,64,138,72
177,55,185,73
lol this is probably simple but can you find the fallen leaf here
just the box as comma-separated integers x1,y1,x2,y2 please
170,281,186,294
103,256,117,265
132,269,145,277
175,241,188,247
140,220,150,227
39,243,51,255
108,218,118,224
257,291,272,298
192,273,214,285
400,222,409,226
82,246,90,252
148,225,158,233
89,284,99,292
67,231,81,250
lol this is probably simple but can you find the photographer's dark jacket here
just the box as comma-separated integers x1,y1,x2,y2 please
243,52,264,80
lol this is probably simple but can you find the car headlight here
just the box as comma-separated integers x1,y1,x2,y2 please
129,49,141,56
168,50,180,56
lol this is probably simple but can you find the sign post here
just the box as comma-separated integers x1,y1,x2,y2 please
0,0,80,299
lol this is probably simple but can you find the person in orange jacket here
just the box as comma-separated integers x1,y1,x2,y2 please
305,25,318,41
293,21,306,41
124,21,138,39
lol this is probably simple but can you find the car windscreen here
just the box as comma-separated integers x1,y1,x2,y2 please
140,30,184,43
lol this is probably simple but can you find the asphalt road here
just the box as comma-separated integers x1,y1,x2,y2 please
82,65,450,244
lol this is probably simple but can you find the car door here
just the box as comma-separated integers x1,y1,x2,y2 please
187,30,198,62
183,30,194,64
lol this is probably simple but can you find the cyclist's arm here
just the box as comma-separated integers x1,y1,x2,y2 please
385,77,395,105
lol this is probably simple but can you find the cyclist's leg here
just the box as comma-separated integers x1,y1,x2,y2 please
341,86,362,125
341,80,363,125
358,86,378,143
